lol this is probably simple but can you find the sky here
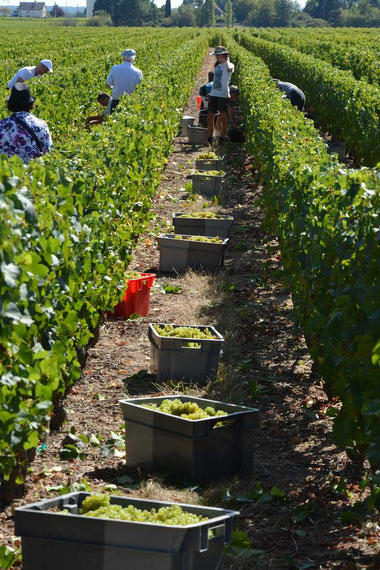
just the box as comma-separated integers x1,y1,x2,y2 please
0,0,306,10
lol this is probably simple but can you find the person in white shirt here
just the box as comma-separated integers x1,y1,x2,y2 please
7,60,53,90
106,49,142,111
207,46,234,144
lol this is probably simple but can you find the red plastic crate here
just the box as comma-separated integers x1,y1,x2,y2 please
108,273,156,319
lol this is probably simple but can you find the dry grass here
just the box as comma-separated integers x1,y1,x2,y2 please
167,269,216,324
137,478,200,505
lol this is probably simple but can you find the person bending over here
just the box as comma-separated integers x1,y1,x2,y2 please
274,80,306,111
86,92,113,126
7,59,53,89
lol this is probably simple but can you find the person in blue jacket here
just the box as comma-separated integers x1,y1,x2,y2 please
274,79,306,111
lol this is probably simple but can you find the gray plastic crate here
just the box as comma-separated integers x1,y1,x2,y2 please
148,323,224,382
173,212,233,239
158,233,228,274
15,492,239,570
326,140,346,161
120,395,260,482
195,156,225,171
187,124,208,145
192,173,225,198
181,115,195,137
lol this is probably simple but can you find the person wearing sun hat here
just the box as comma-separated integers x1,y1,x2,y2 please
6,59,53,90
0,83,52,164
106,48,142,112
207,46,235,144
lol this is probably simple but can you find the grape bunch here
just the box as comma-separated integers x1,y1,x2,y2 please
124,271,143,280
178,211,232,220
142,398,227,421
197,151,218,160
80,494,208,526
195,170,223,176
174,234,223,243
153,324,216,339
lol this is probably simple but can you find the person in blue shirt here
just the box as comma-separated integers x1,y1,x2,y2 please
198,82,213,110
274,80,306,111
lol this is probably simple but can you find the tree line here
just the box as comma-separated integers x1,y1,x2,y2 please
89,0,380,28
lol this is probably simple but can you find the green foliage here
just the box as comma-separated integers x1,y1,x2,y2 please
254,27,380,85
225,529,265,559
225,0,233,26
161,284,182,294
0,544,22,569
224,34,380,476
0,24,210,500
236,30,380,166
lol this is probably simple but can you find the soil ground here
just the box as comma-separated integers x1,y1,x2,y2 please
0,52,379,570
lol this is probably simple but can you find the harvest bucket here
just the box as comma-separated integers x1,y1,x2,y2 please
108,273,156,319
181,115,195,136
188,125,208,145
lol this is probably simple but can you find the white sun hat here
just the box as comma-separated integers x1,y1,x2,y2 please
40,59,53,73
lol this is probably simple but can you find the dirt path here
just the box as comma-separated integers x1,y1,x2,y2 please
1,52,378,570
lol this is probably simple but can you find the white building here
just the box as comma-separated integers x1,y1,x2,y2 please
17,2,47,17
86,0,94,17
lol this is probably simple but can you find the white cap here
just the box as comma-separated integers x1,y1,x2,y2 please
40,59,53,73
122,49,136,60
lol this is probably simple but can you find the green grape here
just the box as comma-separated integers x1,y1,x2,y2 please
197,152,218,160
80,494,208,525
81,493,110,514
178,211,232,220
153,324,217,339
141,398,227,421
174,235,223,243
125,271,142,280
195,170,223,176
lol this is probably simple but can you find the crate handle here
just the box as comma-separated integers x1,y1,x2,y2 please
181,341,201,349
224,517,233,545
199,521,229,552
212,418,236,430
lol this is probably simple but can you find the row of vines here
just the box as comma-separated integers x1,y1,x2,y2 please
221,34,380,503
251,27,380,85
0,24,211,503
234,30,380,167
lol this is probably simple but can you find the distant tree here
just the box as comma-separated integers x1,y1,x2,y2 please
225,0,233,25
111,0,159,25
235,0,258,23
0,6,11,14
165,0,171,17
93,0,113,14
275,0,294,25
51,4,65,16
172,3,197,24
254,0,275,24
304,0,342,21
292,10,328,25
204,0,215,25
